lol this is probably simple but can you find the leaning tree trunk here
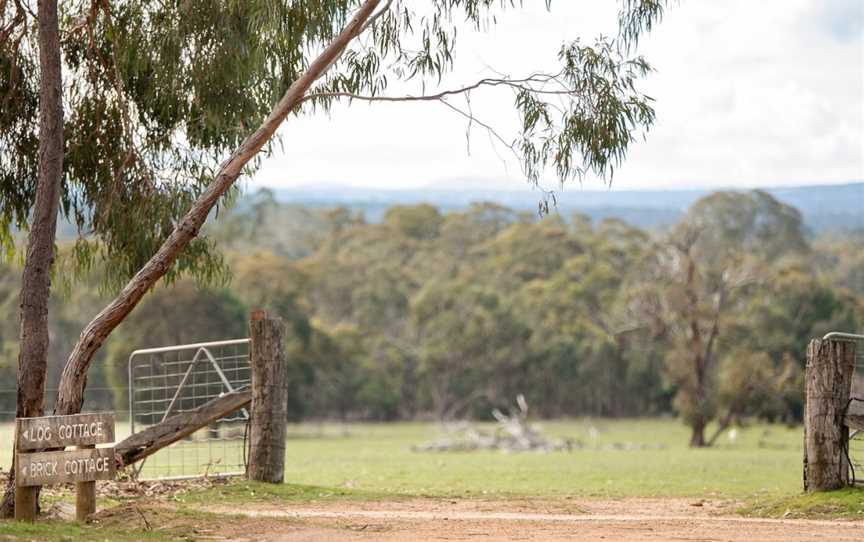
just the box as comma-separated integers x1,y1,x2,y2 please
0,0,65,519
53,0,382,417
803,338,855,491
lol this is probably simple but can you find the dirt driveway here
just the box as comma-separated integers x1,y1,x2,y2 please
201,498,863,541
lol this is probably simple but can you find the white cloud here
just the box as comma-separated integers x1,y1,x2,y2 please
254,0,864,191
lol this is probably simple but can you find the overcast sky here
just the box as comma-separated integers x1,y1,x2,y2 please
253,0,864,192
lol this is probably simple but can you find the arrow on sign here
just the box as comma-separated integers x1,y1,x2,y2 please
20,465,27,477
20,429,29,441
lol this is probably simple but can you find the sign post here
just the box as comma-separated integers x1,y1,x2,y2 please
14,413,116,522
76,444,97,521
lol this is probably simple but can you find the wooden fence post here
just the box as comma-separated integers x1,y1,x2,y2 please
247,310,288,483
803,337,855,491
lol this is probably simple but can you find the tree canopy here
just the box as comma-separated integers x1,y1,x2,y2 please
1,0,666,286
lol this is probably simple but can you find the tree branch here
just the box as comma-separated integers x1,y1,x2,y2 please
53,0,384,416
437,99,515,156
0,0,27,50
706,409,735,447
302,73,570,105
359,0,392,34
300,74,573,178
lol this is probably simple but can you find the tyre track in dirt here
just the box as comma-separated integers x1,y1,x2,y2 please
202,498,864,541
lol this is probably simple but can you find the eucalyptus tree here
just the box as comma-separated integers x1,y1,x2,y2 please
624,191,810,446
1,0,667,512
411,279,531,420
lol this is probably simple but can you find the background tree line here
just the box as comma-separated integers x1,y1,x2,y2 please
0,188,860,445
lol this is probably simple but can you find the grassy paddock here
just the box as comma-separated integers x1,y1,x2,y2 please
0,418,822,499
273,418,806,499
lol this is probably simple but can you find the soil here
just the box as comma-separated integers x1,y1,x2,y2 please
192,498,863,541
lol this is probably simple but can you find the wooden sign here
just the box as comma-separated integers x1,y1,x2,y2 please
16,448,115,487
16,413,115,451
14,412,117,522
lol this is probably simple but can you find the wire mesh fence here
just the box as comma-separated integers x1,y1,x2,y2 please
128,338,251,480
850,341,864,486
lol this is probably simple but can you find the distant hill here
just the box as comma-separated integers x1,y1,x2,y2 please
269,182,864,233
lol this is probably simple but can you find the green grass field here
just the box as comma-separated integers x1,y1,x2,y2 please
276,419,806,499
0,418,831,499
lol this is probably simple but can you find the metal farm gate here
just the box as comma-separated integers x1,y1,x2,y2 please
823,332,864,486
846,335,864,485
128,339,251,479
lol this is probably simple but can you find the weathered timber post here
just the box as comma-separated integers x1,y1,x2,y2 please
13,487,37,522
803,337,856,491
13,453,37,522
75,444,96,521
247,310,288,483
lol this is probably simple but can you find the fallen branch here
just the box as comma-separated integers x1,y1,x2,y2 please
414,395,574,453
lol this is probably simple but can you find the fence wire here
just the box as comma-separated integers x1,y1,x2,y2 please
850,344,864,486
129,339,251,480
